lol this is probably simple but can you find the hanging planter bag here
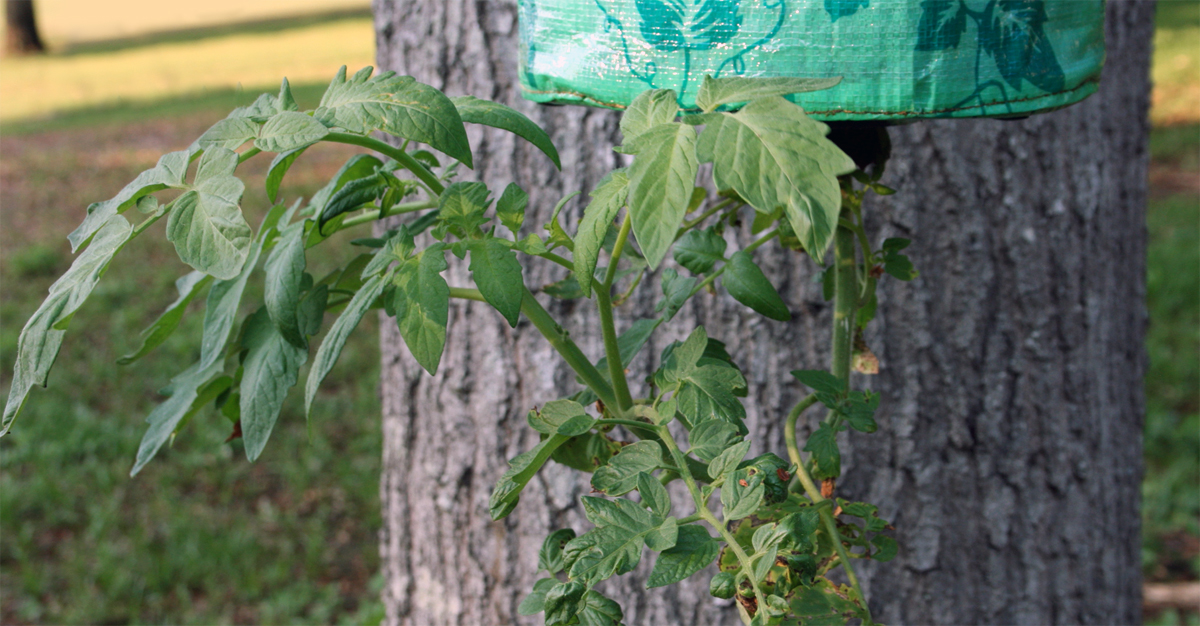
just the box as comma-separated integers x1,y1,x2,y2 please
517,0,1105,120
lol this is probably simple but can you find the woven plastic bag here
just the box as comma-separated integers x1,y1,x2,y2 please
517,0,1105,120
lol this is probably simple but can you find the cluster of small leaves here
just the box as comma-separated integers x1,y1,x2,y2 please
4,67,914,626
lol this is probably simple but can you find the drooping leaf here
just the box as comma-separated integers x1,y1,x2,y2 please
626,122,699,269
266,147,307,203
871,535,898,562
389,245,450,374
574,169,630,297
723,250,790,321
467,237,524,327
646,524,720,588
315,66,473,167
591,440,664,496
543,580,588,625
239,308,307,461
577,590,624,626
656,268,696,322
450,95,560,168
489,433,573,519
319,172,387,229
197,202,290,371
538,529,578,574
129,359,225,475
620,89,679,144
673,227,727,275
637,471,672,518
263,220,309,348
695,75,844,113
3,214,133,436
495,182,529,235
255,110,329,153
118,271,213,364
528,399,590,434
307,154,383,217
563,525,645,585
68,149,191,252
165,148,252,280
804,422,841,479
305,272,389,416
915,0,967,51
701,97,855,260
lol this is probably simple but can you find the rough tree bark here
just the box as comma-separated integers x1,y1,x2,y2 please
5,0,44,55
373,1,1152,624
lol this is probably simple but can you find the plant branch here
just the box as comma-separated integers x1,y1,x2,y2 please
324,132,445,195
518,287,618,410
598,213,635,414
783,393,819,477
676,197,737,239
337,198,439,229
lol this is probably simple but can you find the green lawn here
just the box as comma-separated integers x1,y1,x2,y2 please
0,3,1196,625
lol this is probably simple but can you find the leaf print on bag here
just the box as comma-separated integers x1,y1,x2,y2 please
824,0,869,22
635,0,743,51
981,0,1065,93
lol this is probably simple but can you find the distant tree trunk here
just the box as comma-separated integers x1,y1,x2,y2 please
372,1,1153,624
5,1,43,55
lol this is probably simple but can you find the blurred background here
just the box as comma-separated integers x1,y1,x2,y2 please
0,0,1195,624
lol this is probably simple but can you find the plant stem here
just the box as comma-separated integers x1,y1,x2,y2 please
337,198,439,229
831,219,858,386
783,393,819,474
676,197,736,238
687,227,779,299
518,287,619,410
656,425,767,613
324,132,445,195
237,147,261,164
597,214,635,414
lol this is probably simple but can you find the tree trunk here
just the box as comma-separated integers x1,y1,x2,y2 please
5,0,43,55
373,1,1153,624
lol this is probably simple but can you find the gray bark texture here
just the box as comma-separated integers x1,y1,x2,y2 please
372,1,1153,624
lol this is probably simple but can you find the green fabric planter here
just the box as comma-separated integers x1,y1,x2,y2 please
517,0,1106,120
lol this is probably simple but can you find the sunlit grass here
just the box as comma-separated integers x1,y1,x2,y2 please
0,17,374,122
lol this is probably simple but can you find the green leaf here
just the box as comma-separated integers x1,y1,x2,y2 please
527,399,589,434
538,529,577,574
544,580,587,625
305,272,388,416
255,110,328,153
709,439,751,481
557,414,596,437
264,220,309,348
315,66,472,167
266,147,307,203
723,250,791,321
674,227,727,275
563,526,644,585
695,75,844,113
118,271,212,365
574,169,630,297
320,173,387,228
687,420,740,462
709,571,736,598
645,516,679,551
676,364,747,429
197,202,291,371
591,440,664,496
495,182,529,235
838,499,889,533
752,544,778,583
791,369,844,396
544,191,581,251
702,97,855,260
883,246,917,281
582,495,655,532
647,524,720,588
307,154,383,217
637,471,671,517
166,148,251,280
577,590,624,626
871,535,898,562
197,116,260,151
626,122,699,269
129,360,225,475
3,214,134,436
518,577,558,616
389,245,450,375
239,308,307,461
620,89,679,144
450,95,560,168
68,149,191,252
656,268,696,322
804,422,841,480
552,432,620,473
438,181,491,235
721,466,766,520
467,237,523,327
841,390,879,433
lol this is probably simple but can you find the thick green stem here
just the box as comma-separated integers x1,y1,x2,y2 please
337,198,438,229
518,287,619,410
831,219,858,387
656,426,766,613
598,214,635,414
784,393,819,476
324,132,445,195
